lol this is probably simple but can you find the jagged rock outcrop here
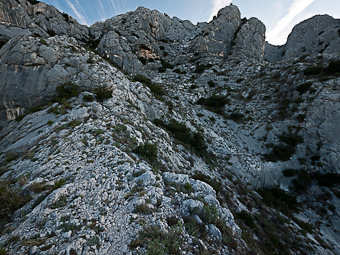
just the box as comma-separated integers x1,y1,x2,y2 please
189,5,241,57
265,15,340,62
231,17,266,61
0,0,89,40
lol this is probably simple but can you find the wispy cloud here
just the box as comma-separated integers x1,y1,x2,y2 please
66,0,88,25
209,0,232,21
267,0,315,45
96,0,106,21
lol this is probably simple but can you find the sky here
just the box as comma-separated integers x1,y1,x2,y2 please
41,0,340,45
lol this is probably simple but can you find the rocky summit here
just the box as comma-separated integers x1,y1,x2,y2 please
0,0,340,254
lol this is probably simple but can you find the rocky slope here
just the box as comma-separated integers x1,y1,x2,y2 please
0,1,340,255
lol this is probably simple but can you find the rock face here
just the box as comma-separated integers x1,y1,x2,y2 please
91,4,266,74
0,1,340,255
0,0,89,40
232,17,266,61
265,15,340,62
189,5,241,57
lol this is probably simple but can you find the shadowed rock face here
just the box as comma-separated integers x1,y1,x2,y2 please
265,15,340,62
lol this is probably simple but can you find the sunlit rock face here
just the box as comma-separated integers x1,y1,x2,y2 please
265,15,340,62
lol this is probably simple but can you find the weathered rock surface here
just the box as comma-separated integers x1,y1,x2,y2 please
0,1,340,255
265,15,340,62
0,0,89,40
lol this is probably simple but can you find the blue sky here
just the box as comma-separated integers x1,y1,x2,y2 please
41,0,340,45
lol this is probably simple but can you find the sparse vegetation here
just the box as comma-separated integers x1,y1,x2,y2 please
133,203,155,215
130,224,183,254
0,180,31,223
154,119,207,156
39,39,47,45
197,95,229,115
195,63,213,73
133,143,158,162
264,132,303,162
296,82,312,94
83,94,94,102
158,60,174,73
236,210,255,228
93,85,113,102
258,187,298,215
56,82,79,102
132,75,166,96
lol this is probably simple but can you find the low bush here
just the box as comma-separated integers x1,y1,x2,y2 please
226,111,244,122
197,95,229,115
304,65,324,76
258,187,298,215
39,39,47,45
192,172,221,194
133,203,155,215
133,143,158,162
264,133,303,162
154,119,207,155
282,168,299,177
195,63,213,73
208,80,216,87
236,210,255,228
83,94,94,102
325,60,340,75
132,75,166,96
296,82,312,94
130,224,183,254
56,82,79,102
0,180,31,221
93,85,112,102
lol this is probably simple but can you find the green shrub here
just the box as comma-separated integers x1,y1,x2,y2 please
313,172,340,187
39,39,47,45
236,210,255,228
192,172,221,194
53,179,66,190
133,143,158,162
200,204,218,224
226,111,244,122
56,82,79,100
0,180,31,221
93,85,112,102
292,170,313,192
67,119,82,128
208,80,216,87
296,82,312,94
132,75,165,96
5,152,19,163
83,94,94,102
0,247,6,255
325,60,340,74
264,133,303,162
197,95,229,115
195,63,213,73
133,203,155,215
304,65,324,75
154,119,207,155
258,187,298,215
130,224,183,254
